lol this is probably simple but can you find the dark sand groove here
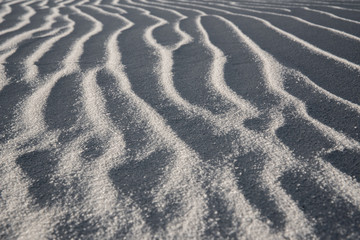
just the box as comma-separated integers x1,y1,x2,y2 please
81,136,105,161
275,111,335,159
110,149,173,232
6,20,66,76
204,191,236,238
16,150,65,207
32,15,69,38
52,213,100,240
325,149,360,183
44,73,82,132
0,0,360,239
171,15,237,114
129,3,240,115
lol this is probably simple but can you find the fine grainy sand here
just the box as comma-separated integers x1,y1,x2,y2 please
0,0,360,239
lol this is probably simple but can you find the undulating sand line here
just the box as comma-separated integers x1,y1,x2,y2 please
186,5,360,143
139,0,256,115
141,0,358,142
328,5,360,13
0,4,70,144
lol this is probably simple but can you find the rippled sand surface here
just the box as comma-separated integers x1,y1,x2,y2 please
1,0,360,239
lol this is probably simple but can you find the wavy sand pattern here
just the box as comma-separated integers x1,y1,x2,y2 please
0,0,360,239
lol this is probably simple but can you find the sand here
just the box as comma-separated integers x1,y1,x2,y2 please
0,0,360,239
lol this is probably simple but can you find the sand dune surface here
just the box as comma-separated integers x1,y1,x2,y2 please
0,0,360,239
